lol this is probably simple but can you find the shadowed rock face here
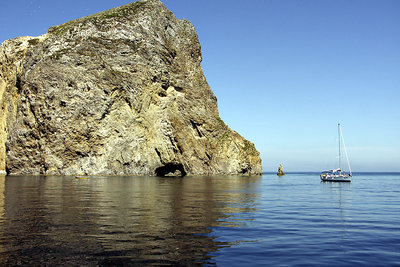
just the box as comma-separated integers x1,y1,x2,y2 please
0,0,262,176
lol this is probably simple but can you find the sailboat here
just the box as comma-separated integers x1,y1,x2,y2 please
320,123,352,182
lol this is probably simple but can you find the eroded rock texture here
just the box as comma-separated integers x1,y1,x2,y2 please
0,0,262,176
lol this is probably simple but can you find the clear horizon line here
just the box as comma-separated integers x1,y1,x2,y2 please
262,171,400,174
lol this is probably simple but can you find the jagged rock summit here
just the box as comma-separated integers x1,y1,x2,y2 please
0,0,262,176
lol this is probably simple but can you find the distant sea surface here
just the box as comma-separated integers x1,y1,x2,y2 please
0,173,399,266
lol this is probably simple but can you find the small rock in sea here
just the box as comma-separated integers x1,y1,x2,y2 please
277,164,285,176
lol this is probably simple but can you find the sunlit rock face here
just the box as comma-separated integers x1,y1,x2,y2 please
0,0,262,176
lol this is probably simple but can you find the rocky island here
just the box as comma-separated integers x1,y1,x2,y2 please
277,164,285,176
0,0,262,176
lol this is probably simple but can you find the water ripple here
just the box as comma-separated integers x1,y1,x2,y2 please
0,174,399,266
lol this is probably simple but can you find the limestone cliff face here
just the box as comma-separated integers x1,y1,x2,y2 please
0,0,262,176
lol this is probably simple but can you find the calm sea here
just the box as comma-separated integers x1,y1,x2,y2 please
0,173,399,266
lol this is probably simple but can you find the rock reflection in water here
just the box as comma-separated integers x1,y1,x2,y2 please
0,175,5,257
0,175,260,265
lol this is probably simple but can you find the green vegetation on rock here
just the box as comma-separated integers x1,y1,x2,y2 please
48,1,147,37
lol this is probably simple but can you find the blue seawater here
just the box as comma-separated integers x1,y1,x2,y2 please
0,173,399,266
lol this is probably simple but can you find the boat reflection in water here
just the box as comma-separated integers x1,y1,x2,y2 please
0,175,261,265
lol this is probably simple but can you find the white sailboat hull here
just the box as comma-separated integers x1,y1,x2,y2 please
320,173,351,182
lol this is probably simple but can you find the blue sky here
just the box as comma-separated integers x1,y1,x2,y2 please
1,0,399,172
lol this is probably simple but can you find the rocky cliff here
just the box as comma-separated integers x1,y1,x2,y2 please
0,0,262,176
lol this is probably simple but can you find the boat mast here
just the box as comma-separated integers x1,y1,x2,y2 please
338,123,341,171
340,126,352,176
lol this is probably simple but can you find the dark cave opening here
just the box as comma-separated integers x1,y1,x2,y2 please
155,163,187,177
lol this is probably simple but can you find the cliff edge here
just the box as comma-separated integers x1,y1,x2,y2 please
0,0,262,176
